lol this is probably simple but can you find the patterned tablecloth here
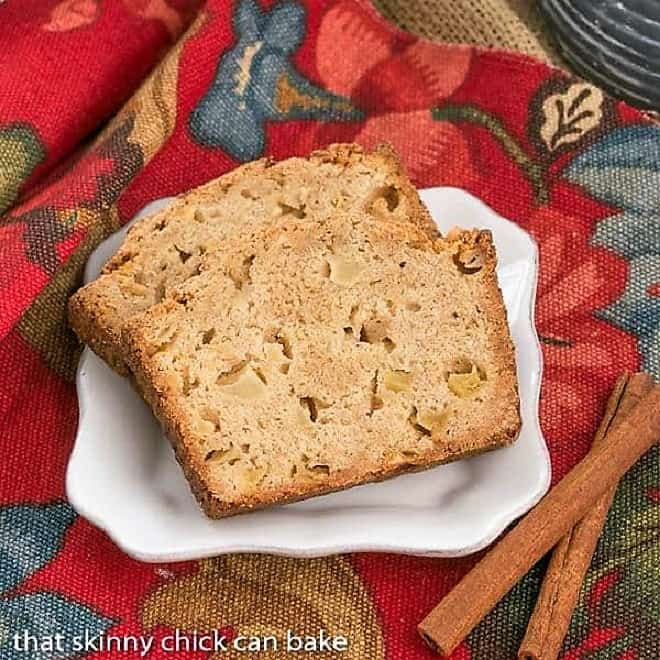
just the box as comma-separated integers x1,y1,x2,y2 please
1,1,659,658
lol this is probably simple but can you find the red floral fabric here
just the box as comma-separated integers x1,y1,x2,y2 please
1,1,659,658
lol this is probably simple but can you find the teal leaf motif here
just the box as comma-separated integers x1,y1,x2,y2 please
598,255,660,336
0,593,114,660
0,503,75,595
260,1,306,53
563,124,660,378
189,0,362,161
592,211,660,261
565,125,660,215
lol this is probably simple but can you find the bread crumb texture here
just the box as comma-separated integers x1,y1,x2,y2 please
123,213,521,517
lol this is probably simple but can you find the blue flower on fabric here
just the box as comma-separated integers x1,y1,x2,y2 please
0,502,114,659
565,125,660,377
189,0,363,161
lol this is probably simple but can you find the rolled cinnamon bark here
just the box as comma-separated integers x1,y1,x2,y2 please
418,380,660,657
518,373,654,660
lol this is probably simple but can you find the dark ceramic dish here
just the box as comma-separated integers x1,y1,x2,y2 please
541,0,660,109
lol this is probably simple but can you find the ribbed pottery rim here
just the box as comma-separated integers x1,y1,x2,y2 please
541,0,660,109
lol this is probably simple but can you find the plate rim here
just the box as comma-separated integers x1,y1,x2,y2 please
67,186,550,561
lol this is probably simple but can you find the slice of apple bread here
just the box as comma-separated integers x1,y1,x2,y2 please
122,213,520,518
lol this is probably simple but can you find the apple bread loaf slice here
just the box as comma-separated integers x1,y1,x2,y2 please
122,213,520,518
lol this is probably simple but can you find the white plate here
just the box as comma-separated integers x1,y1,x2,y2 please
67,187,549,561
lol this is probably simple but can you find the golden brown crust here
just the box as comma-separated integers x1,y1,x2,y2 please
371,143,438,238
68,277,129,375
124,327,217,513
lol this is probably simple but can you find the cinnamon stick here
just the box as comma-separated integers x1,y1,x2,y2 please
418,380,660,657
518,373,654,660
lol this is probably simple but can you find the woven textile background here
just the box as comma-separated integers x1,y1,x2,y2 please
373,0,559,64
1,1,659,658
